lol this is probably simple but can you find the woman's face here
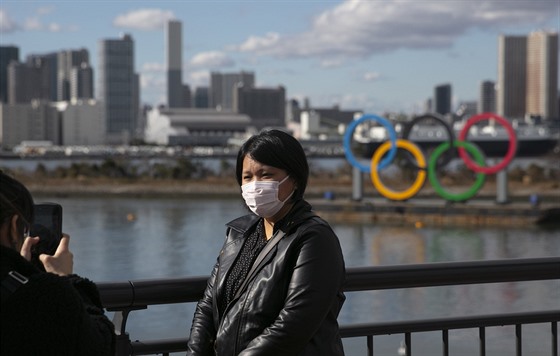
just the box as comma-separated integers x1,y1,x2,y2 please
241,155,296,202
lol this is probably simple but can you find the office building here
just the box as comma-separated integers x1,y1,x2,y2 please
97,34,139,144
478,80,496,113
497,31,559,120
0,101,60,149
526,31,558,120
497,35,527,119
7,58,52,104
194,87,209,108
434,83,452,115
233,85,285,128
57,49,89,101
70,62,94,101
166,20,184,108
210,71,254,110
0,46,19,103
58,100,105,145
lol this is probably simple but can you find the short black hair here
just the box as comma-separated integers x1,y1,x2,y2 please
235,129,309,201
0,171,34,236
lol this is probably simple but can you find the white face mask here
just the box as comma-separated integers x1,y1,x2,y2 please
241,175,294,218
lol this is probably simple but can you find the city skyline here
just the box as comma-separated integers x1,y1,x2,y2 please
1,1,558,114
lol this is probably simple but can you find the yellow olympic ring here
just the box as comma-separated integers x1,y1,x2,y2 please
370,139,427,201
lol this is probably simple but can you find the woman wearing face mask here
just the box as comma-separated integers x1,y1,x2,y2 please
186,129,346,356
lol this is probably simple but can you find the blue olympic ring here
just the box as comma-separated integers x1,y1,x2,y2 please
343,114,397,173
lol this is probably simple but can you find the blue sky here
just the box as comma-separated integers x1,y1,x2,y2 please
1,0,558,114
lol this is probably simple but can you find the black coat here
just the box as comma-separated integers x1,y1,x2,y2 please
0,245,115,356
186,200,346,356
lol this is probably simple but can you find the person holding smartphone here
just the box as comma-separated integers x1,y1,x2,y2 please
0,171,115,355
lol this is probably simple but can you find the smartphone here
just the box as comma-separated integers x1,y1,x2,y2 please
29,203,63,269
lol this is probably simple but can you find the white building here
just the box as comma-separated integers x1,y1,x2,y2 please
59,99,105,145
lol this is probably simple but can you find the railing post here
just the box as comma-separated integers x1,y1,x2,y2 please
367,335,373,356
442,329,449,356
110,306,147,356
405,332,411,356
479,327,486,356
552,322,558,356
515,324,522,356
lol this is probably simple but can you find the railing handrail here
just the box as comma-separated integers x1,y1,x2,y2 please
125,310,560,355
98,257,560,309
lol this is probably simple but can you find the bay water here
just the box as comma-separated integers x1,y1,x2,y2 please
32,194,559,356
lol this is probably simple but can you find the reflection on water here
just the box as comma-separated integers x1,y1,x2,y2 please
38,195,559,355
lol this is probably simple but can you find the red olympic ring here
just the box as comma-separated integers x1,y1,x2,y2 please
458,113,517,174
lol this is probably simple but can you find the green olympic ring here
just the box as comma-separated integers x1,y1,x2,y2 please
428,140,486,202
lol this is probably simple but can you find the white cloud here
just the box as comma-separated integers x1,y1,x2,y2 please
189,51,235,69
187,71,210,88
0,9,17,33
113,9,175,31
231,0,558,61
142,62,166,72
363,72,380,82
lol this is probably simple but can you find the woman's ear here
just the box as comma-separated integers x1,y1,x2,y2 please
9,215,22,250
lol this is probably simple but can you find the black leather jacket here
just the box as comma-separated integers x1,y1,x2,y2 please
186,199,346,356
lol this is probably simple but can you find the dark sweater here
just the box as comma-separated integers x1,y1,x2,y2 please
1,245,115,355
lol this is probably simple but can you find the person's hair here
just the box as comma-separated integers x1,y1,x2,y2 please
0,171,34,238
235,129,309,201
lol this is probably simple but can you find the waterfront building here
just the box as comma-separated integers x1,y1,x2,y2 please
97,33,140,144
210,71,254,110
0,46,19,103
478,80,496,114
526,31,558,120
58,100,105,145
434,83,452,115
146,107,251,146
0,100,60,149
233,85,285,129
166,20,185,108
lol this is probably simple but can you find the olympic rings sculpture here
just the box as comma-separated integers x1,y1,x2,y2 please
343,112,518,202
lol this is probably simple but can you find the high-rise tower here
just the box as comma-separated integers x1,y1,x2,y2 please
97,33,139,143
478,80,496,114
434,83,452,115
166,20,184,108
526,31,558,120
210,71,255,110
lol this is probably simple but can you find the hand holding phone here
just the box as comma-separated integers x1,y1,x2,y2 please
29,203,63,270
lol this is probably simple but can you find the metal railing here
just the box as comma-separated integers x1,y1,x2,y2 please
98,257,560,356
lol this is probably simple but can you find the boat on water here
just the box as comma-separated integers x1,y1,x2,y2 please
358,117,559,158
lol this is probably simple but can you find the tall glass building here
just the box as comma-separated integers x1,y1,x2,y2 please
97,34,139,143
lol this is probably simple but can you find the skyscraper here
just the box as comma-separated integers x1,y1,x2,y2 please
70,62,94,101
166,20,184,108
497,31,558,120
478,80,496,114
210,71,255,110
0,46,19,103
97,34,139,143
526,31,558,120
497,35,527,119
57,49,89,101
434,83,452,115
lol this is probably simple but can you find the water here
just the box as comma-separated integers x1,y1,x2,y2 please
32,194,559,355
